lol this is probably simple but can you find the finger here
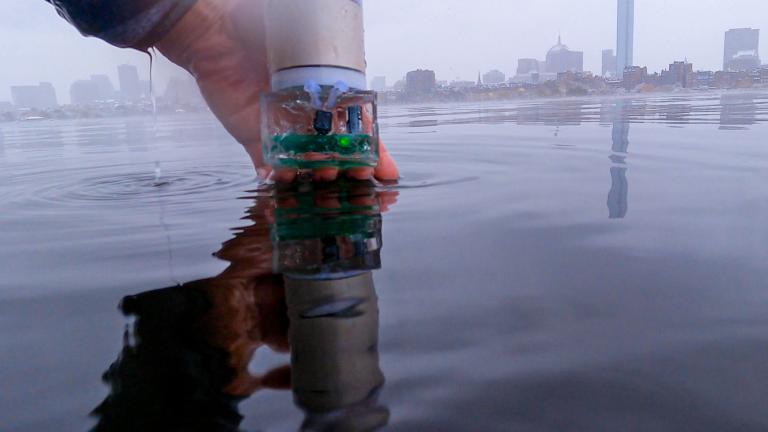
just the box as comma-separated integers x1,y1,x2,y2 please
346,167,374,180
312,167,339,182
374,141,399,181
273,168,297,183
348,184,376,207
378,190,400,212
314,189,342,209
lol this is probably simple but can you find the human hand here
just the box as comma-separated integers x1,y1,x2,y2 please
155,0,399,182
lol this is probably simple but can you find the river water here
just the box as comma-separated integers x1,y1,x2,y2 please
1,92,768,431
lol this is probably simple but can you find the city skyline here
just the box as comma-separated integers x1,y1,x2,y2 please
2,0,768,102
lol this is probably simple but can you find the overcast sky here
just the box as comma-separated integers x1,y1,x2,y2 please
1,0,767,102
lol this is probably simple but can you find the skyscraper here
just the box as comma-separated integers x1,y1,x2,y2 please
602,49,617,77
10,82,58,109
70,80,101,105
616,0,634,77
517,59,540,75
370,76,386,92
405,70,436,93
118,64,142,101
90,75,116,100
723,28,760,72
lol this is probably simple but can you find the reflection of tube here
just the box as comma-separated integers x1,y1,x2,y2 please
285,272,388,431
276,180,389,430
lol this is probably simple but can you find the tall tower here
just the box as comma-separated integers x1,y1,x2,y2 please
723,28,760,72
616,0,634,77
117,64,142,101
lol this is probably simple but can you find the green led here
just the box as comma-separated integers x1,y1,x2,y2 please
339,136,352,148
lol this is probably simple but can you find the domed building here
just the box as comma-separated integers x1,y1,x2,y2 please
545,36,584,74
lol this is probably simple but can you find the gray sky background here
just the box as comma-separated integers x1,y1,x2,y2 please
1,0,767,102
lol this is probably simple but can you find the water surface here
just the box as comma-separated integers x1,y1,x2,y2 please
2,92,768,431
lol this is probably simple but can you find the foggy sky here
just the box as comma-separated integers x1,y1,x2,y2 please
2,0,767,102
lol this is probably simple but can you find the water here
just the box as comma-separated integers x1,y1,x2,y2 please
2,92,768,431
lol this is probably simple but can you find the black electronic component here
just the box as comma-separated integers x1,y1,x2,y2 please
347,105,362,134
313,110,334,135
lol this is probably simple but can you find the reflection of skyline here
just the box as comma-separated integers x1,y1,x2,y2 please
91,180,395,431
607,100,630,219
517,102,585,126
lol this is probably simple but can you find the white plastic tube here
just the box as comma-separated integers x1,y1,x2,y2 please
265,0,368,90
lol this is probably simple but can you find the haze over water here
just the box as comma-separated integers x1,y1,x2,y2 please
2,92,768,431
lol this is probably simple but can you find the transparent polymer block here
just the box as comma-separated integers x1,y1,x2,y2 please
262,86,380,169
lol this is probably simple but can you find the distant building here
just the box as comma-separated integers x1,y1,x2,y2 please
623,66,647,90
163,75,205,107
517,58,540,75
695,71,716,89
70,80,101,105
405,69,436,93
10,82,58,109
449,80,475,89
761,68,768,85
370,76,386,92
662,61,694,88
512,59,545,84
616,0,635,77
545,36,583,74
729,50,761,72
483,69,506,85
714,70,753,89
90,74,116,100
602,49,617,77
724,28,760,72
118,64,142,101
140,80,152,97
392,79,406,91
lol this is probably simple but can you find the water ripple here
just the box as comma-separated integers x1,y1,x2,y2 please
4,163,256,208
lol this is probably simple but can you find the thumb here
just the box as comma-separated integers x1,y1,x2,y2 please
374,141,399,181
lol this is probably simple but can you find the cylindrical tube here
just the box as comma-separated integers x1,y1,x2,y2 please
265,0,368,90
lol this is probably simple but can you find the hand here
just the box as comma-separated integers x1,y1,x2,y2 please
155,0,399,182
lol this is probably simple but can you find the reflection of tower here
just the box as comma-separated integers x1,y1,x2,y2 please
616,0,635,77
608,100,630,219
719,94,757,129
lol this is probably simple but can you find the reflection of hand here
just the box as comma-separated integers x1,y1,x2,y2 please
204,194,289,397
156,0,399,182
